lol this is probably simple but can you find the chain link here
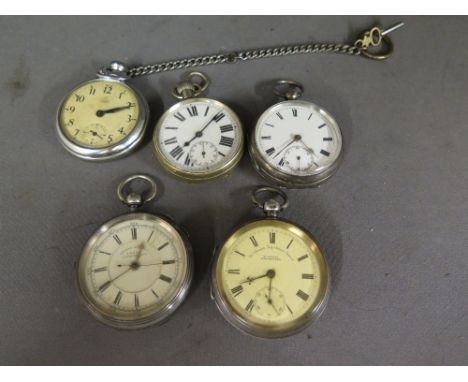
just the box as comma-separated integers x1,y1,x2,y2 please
127,42,362,78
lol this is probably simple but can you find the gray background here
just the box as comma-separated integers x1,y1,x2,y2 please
0,16,467,365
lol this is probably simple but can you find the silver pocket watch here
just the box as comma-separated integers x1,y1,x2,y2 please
76,174,193,329
211,187,330,338
249,80,343,188
56,62,149,161
152,72,244,182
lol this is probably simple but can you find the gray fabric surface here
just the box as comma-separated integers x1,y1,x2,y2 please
0,15,467,365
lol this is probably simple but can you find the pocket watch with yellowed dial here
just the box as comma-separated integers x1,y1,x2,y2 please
153,72,244,182
211,187,330,338
76,175,193,329
56,62,149,161
249,80,343,188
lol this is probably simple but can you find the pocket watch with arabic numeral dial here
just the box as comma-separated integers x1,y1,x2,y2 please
56,62,149,161
76,175,193,329
153,72,244,182
249,80,343,188
211,187,330,338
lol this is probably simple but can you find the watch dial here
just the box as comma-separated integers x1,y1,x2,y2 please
155,99,243,174
254,101,342,176
59,79,140,148
78,214,190,325
215,220,328,333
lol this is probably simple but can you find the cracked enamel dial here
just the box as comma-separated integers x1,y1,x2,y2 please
57,78,148,161
77,213,192,328
250,100,342,187
153,98,244,182
212,219,329,338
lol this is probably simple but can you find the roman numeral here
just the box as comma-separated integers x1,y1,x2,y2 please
297,254,308,262
278,158,285,167
187,105,198,116
296,289,310,301
114,291,122,305
147,230,154,242
317,123,326,129
134,294,140,308
320,149,330,156
220,124,234,133
98,281,111,293
266,147,275,156
250,236,258,247
218,151,225,157
261,136,271,140
99,250,111,256
184,154,191,166
204,106,210,116
302,273,315,279
227,269,240,274
164,137,177,145
323,137,333,141
286,239,294,249
174,112,186,122
169,145,184,160
269,232,276,244
93,267,108,273
162,259,176,265
276,112,283,120
165,127,178,130
292,108,298,117
113,235,122,245
158,242,169,251
213,112,225,122
219,136,234,147
265,123,274,127
246,299,255,313
231,285,243,297
234,250,245,257
131,227,137,240
160,274,172,283
308,113,313,120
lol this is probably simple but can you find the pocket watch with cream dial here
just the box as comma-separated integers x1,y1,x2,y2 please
211,187,330,338
153,72,244,182
56,62,149,161
249,80,343,188
76,175,193,329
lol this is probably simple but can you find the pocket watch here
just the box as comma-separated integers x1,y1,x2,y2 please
76,174,193,329
152,72,244,182
211,187,330,338
249,80,343,188
56,62,149,161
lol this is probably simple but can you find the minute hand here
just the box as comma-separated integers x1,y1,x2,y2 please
184,116,216,147
96,105,131,117
273,134,301,158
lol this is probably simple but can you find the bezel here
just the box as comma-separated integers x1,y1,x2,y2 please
210,217,330,339
76,212,193,330
153,97,244,182
56,77,149,161
249,100,343,188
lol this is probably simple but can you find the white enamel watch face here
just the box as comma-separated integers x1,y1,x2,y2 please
56,78,149,161
252,100,342,184
153,98,244,181
77,213,192,328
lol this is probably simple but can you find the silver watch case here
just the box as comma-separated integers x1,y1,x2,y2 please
210,216,331,339
76,212,193,330
56,75,149,161
249,100,343,188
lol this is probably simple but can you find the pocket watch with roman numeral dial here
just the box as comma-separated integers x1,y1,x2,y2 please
76,175,193,329
249,80,343,188
153,72,244,182
56,62,149,161
211,187,330,338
